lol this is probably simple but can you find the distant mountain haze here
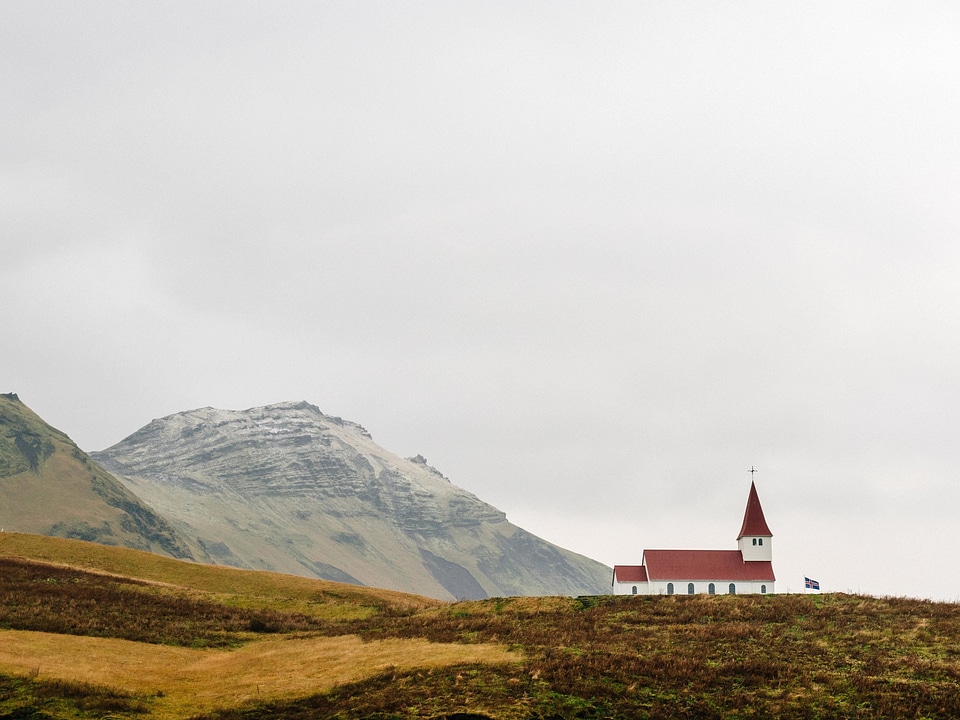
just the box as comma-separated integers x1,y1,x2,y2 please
90,401,611,599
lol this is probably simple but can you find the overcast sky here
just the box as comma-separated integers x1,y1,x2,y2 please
4,2,959,600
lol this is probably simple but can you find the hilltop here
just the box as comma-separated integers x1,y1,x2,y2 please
2,533,960,719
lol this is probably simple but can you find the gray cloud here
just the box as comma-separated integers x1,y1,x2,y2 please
3,1,960,599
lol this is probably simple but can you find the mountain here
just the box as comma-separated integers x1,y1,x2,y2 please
92,401,611,599
0,393,194,558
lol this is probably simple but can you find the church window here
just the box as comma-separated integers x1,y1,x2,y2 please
761,584,767,594
708,583,715,595
632,586,637,595
729,583,736,595
758,538,763,546
687,583,694,595
667,583,674,595
752,538,757,546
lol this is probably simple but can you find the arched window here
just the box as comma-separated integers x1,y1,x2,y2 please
687,583,695,595
729,583,736,595
752,538,757,546
761,584,767,594
667,583,674,595
708,583,716,595
758,538,763,546
632,586,638,595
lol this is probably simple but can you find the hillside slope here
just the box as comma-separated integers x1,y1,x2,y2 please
92,401,611,599
2,534,960,720
0,394,194,558
0,532,512,719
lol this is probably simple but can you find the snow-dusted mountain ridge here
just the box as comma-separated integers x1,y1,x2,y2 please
92,401,610,599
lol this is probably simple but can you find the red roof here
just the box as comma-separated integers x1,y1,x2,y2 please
613,565,648,583
736,481,772,539
642,549,775,582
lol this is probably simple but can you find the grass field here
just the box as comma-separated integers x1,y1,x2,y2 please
3,532,960,719
0,630,517,719
0,531,437,621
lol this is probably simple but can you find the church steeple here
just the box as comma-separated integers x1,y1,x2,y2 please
737,480,772,562
737,480,772,539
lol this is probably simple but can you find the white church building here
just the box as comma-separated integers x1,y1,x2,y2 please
612,481,775,596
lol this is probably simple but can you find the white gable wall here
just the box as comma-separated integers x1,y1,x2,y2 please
613,580,649,595
738,535,773,562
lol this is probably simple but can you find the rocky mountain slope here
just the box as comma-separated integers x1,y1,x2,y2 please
0,393,195,558
92,401,611,599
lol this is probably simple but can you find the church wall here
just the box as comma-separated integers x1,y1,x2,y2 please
613,580,649,595
738,535,773,562
614,577,775,596
643,578,774,595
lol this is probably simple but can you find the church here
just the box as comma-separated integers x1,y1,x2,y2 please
612,480,775,596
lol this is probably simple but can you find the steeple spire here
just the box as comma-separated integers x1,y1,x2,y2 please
737,480,772,539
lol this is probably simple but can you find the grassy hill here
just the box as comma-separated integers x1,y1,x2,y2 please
0,394,194,558
2,533,960,719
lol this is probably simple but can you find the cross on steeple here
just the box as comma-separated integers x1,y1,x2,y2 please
749,466,757,478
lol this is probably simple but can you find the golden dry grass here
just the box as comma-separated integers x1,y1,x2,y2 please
0,628,520,719
0,532,439,620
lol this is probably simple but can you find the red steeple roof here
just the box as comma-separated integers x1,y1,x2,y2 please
736,481,772,539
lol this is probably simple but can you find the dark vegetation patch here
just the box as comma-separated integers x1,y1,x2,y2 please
191,664,553,720
0,399,64,477
0,558,325,647
45,520,119,545
12,431,54,474
0,673,150,719
0,428,53,477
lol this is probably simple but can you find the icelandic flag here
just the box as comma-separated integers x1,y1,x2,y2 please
804,577,820,590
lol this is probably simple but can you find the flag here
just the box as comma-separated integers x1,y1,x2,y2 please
804,577,820,590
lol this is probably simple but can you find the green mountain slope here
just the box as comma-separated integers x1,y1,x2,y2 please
0,393,195,558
